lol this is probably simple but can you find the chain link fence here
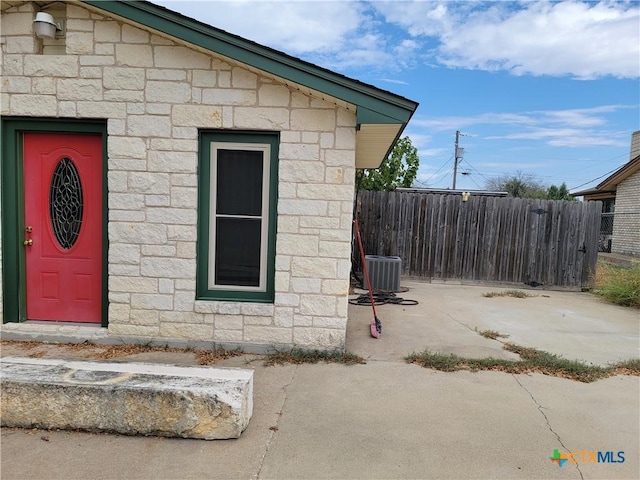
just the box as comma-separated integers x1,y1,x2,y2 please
599,212,614,252
599,211,640,254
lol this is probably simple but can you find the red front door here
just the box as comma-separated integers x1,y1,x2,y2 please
23,133,103,323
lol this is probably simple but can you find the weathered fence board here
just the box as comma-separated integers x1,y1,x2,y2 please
355,191,601,289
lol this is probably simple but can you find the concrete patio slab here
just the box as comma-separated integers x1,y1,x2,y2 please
347,287,520,362
347,281,639,365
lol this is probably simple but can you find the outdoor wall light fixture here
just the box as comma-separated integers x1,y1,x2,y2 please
33,12,61,39
461,191,471,202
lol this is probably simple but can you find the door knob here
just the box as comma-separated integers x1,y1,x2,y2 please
23,239,33,246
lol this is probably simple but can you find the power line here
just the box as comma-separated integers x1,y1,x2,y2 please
429,168,455,188
569,162,629,191
412,179,429,188
465,173,483,189
461,159,491,183
429,155,454,178
450,145,629,183
552,152,630,179
462,164,615,183
472,151,628,164
413,154,452,188
454,159,485,189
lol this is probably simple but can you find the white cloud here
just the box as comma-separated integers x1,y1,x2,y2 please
378,78,409,85
441,2,639,79
412,112,537,131
317,31,397,70
412,104,634,148
153,1,638,79
375,1,640,79
401,131,432,148
393,38,421,63
418,147,449,158
372,1,457,37
486,129,629,148
152,0,365,54
475,161,550,169
413,105,633,129
485,129,626,147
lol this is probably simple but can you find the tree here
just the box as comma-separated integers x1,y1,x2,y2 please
356,136,419,191
485,173,574,200
485,171,546,198
546,182,574,201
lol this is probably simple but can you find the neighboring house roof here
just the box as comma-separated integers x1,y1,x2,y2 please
573,131,640,198
573,154,640,198
571,187,603,197
396,188,509,197
70,0,417,168
597,154,640,190
571,187,616,201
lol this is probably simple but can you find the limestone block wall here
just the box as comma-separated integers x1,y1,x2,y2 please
0,2,357,349
612,171,640,257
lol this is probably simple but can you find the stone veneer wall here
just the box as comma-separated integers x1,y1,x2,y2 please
0,2,357,350
611,170,640,257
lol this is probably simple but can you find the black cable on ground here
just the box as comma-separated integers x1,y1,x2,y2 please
349,292,419,306
349,271,419,306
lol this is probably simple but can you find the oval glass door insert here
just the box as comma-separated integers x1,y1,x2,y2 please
49,157,83,249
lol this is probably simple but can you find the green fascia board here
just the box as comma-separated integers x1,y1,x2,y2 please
81,0,418,124
356,107,410,125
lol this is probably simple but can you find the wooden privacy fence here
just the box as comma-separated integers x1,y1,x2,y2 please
355,191,601,289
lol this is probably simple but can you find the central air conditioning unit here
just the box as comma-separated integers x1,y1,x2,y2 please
365,255,402,292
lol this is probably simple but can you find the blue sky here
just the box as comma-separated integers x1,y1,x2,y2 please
152,0,640,193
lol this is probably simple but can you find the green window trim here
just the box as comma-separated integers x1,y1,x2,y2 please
197,131,279,302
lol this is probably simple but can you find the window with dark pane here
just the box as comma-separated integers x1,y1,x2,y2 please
215,218,261,286
216,149,263,216
49,157,83,249
197,131,278,302
212,146,265,289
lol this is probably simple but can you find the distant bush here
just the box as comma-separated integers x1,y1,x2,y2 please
592,262,640,308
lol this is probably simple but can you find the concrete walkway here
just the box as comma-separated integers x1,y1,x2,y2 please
1,282,638,479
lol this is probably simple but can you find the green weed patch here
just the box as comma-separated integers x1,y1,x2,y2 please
264,348,365,366
482,290,532,299
592,262,640,308
406,343,636,383
477,329,510,340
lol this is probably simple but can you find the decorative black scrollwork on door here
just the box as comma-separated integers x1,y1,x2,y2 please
49,157,83,249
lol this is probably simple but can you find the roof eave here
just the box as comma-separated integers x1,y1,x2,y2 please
80,0,418,169
80,0,418,124
597,154,640,190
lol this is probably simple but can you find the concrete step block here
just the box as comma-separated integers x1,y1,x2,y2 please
0,356,253,440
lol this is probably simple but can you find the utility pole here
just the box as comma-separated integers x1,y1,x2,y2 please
452,130,463,189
